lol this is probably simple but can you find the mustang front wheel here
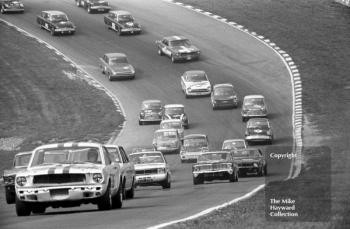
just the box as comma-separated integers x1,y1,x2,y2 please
98,183,112,210
15,195,31,216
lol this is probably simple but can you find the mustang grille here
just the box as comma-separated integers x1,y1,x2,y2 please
33,174,86,184
136,169,158,175
239,162,254,167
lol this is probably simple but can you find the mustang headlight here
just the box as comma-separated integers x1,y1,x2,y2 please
140,111,145,118
92,173,103,183
157,168,166,174
253,163,258,168
16,176,27,186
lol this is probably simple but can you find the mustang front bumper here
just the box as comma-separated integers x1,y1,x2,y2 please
16,184,106,202
54,28,75,34
121,27,141,33
90,6,111,11
186,88,211,96
135,173,167,186
173,53,200,61
2,7,24,12
193,169,233,178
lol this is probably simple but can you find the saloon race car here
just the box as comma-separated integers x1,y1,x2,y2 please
241,95,268,122
36,11,76,36
129,151,171,189
245,118,273,145
156,36,200,63
231,148,267,177
180,134,209,163
104,145,136,199
100,52,135,80
76,0,111,13
180,70,211,98
139,100,163,125
162,104,189,129
211,83,239,109
3,151,32,204
222,139,247,150
104,10,141,35
160,119,184,140
192,151,239,185
0,0,24,14
152,129,182,154
14,142,124,216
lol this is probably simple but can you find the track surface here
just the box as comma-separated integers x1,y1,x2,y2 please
0,0,292,228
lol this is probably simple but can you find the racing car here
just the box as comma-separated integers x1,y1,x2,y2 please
180,70,211,98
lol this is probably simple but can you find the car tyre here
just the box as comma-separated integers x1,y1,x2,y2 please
1,7,5,14
125,179,135,199
162,174,171,189
5,189,15,204
158,48,163,56
264,166,268,176
76,0,81,7
97,182,112,210
193,176,203,185
117,28,122,36
87,6,92,13
258,167,265,177
15,195,31,216
139,120,143,125
112,184,123,209
229,171,237,182
50,29,56,36
171,55,176,63
242,117,246,122
107,72,113,81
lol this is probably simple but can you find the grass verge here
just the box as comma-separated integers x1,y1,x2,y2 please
0,21,124,174
166,0,350,228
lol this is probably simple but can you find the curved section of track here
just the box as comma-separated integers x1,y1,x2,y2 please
0,0,292,228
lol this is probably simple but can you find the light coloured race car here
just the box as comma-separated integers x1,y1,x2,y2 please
129,151,171,189
156,35,200,63
231,148,267,177
99,53,135,80
14,142,124,216
76,0,111,13
104,145,136,199
104,10,141,35
245,118,273,145
180,134,209,163
152,129,182,154
159,119,184,140
241,95,268,122
138,100,163,125
180,70,211,98
0,0,24,14
162,104,189,129
36,11,76,36
192,151,239,185
3,151,32,204
211,83,239,109
221,139,247,151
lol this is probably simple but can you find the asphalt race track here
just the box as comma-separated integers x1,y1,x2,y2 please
0,0,293,228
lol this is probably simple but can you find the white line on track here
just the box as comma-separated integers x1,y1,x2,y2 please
148,184,266,229
0,18,127,145
149,0,304,227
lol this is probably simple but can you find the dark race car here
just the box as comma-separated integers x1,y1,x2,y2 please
231,148,267,177
139,100,163,125
211,83,239,109
245,118,273,145
192,151,239,185
104,10,141,35
241,95,268,122
156,36,200,63
180,134,209,163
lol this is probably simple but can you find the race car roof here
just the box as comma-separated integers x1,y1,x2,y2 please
164,104,184,108
142,99,162,104
214,83,234,88
244,95,265,99
42,10,66,15
164,35,188,41
110,10,131,16
104,53,127,58
184,134,207,139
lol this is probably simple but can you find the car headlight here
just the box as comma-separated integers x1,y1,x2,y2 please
193,166,201,172
4,175,15,185
206,85,211,90
92,173,103,183
267,130,272,135
182,116,187,121
140,111,145,118
157,168,166,174
19,3,24,7
16,176,27,186
253,163,258,167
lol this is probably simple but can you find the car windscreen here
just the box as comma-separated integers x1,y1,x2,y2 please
30,147,102,167
244,98,264,106
169,39,191,47
118,14,134,22
155,131,178,140
165,107,184,115
232,149,260,157
186,73,207,82
109,57,128,65
248,121,269,130
214,87,234,96
14,154,31,167
183,137,207,149
198,153,228,162
142,102,162,110
129,153,164,164
51,14,68,22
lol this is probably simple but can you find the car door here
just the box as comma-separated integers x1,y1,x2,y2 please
102,146,119,191
119,147,134,189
